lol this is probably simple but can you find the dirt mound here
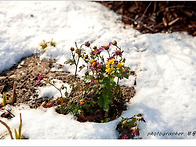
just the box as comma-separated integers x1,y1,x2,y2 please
0,55,136,119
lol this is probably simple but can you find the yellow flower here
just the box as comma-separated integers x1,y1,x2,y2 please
106,58,116,67
75,49,79,53
117,62,124,69
106,64,110,68
92,62,97,68
83,54,88,59
112,40,117,46
106,67,114,74
90,59,96,64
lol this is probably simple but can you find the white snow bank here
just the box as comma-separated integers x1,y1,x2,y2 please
0,104,119,139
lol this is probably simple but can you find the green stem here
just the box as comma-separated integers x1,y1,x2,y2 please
74,42,81,78
116,77,120,86
71,51,76,63
79,44,84,49
75,56,80,78
107,50,111,58
49,82,63,98
116,45,121,51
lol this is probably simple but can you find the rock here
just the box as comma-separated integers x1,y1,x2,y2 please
0,76,6,81
9,75,16,79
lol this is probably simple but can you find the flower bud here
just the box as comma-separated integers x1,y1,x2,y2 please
115,50,121,55
75,49,79,53
70,47,75,51
93,79,98,84
112,40,117,46
83,54,88,59
104,45,109,50
93,46,97,50
85,41,90,47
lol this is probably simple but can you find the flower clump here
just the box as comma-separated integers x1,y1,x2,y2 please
116,114,146,139
40,39,56,50
65,40,131,115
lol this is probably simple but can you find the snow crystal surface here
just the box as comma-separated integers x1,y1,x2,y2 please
0,1,196,143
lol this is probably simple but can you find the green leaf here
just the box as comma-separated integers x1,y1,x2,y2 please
126,118,137,128
120,72,129,79
14,129,19,139
60,108,66,114
18,123,22,139
122,58,126,63
79,64,85,72
97,88,113,112
101,117,110,123
2,92,7,106
50,39,56,47
64,92,68,98
65,59,75,65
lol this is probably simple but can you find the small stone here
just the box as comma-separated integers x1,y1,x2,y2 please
0,76,6,80
9,75,16,79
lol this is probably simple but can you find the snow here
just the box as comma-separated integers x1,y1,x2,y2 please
0,1,196,145
37,79,71,99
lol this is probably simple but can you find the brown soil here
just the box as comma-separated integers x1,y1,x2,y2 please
0,55,136,122
98,1,196,36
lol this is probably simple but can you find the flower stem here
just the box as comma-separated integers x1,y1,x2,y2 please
75,56,80,78
49,82,63,98
117,77,120,86
107,50,111,57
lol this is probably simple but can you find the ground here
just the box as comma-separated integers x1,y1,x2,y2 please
0,55,136,122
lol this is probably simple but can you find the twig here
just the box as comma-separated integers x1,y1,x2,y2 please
138,2,152,23
0,131,9,139
168,18,180,26
49,82,63,98
122,15,155,32
6,109,15,117
155,5,187,15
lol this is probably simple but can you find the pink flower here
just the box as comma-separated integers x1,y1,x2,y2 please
113,50,124,57
93,47,104,55
120,134,129,139
85,41,90,47
103,42,112,50
93,79,99,84
89,65,93,69
94,42,112,54
122,68,129,73
37,74,44,84
97,63,102,68
130,126,140,136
